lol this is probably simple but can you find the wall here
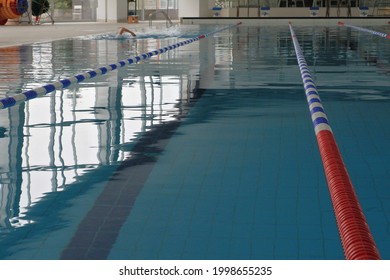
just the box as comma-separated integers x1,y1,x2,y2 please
178,0,201,17
97,0,128,22
96,0,226,22
96,0,208,22
178,0,219,17
200,0,215,17
117,0,128,22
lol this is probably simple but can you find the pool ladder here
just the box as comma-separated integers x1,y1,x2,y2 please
148,10,174,28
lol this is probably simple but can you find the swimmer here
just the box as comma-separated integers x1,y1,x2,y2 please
117,27,136,37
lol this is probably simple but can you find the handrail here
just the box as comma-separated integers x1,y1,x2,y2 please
148,10,174,28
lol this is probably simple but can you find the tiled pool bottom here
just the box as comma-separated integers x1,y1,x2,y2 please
1,87,345,260
3,86,390,260
107,89,345,260
108,89,390,260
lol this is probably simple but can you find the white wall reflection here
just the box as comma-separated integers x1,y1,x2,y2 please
0,34,202,230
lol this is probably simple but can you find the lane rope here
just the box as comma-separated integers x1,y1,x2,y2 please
0,22,242,110
289,22,381,260
338,21,390,39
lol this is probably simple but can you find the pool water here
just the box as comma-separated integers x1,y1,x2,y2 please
0,24,389,260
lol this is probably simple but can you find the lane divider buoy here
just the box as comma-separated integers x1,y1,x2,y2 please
338,21,390,39
289,22,381,260
0,22,242,110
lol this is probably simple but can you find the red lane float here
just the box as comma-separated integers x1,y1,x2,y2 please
289,23,381,260
317,130,380,259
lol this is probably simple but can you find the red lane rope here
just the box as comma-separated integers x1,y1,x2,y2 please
317,130,381,259
289,23,381,260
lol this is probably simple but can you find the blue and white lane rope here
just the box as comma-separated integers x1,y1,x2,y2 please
338,21,390,39
288,23,332,136
0,22,242,110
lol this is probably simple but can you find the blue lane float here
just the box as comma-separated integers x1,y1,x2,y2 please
289,22,380,260
338,21,390,39
0,22,242,110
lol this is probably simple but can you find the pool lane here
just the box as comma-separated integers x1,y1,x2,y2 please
108,88,344,260
60,91,203,259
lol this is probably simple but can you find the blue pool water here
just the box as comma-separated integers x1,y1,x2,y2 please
0,24,390,260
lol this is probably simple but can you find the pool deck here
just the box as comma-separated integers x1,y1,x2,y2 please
0,22,150,48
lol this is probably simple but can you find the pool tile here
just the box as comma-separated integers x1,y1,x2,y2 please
181,237,208,260
158,234,187,259
251,238,275,259
205,237,230,260
229,238,252,259
274,238,299,259
298,238,325,259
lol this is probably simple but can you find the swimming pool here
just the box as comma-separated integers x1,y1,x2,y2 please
0,22,389,260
